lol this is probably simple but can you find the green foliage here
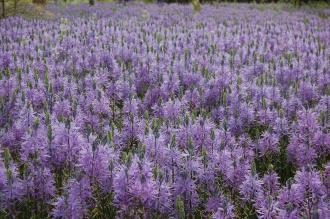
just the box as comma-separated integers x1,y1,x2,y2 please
236,202,258,219
91,190,117,219
175,196,185,219
254,135,296,184
32,0,47,4
192,0,201,12
318,11,329,19
143,0,156,4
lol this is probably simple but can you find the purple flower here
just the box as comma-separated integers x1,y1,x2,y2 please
163,99,182,121
52,121,87,169
79,143,116,191
53,177,92,219
287,109,322,167
278,167,327,218
257,132,279,156
239,173,262,202
212,195,235,219
174,175,199,214
53,99,71,118
21,166,55,202
255,193,279,219
262,171,280,196
0,4,329,218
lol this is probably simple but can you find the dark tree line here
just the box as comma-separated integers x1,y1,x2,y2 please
0,0,328,18
158,0,318,4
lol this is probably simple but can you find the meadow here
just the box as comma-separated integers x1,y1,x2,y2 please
0,3,329,218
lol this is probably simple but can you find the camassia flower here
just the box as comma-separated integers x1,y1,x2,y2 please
0,3,329,218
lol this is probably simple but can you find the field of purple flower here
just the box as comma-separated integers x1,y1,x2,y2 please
0,3,329,218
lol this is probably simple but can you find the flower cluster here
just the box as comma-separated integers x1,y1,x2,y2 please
0,3,329,218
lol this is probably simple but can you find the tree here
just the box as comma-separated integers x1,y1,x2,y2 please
296,0,302,7
14,0,17,14
32,0,46,4
1,0,4,18
192,0,201,12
